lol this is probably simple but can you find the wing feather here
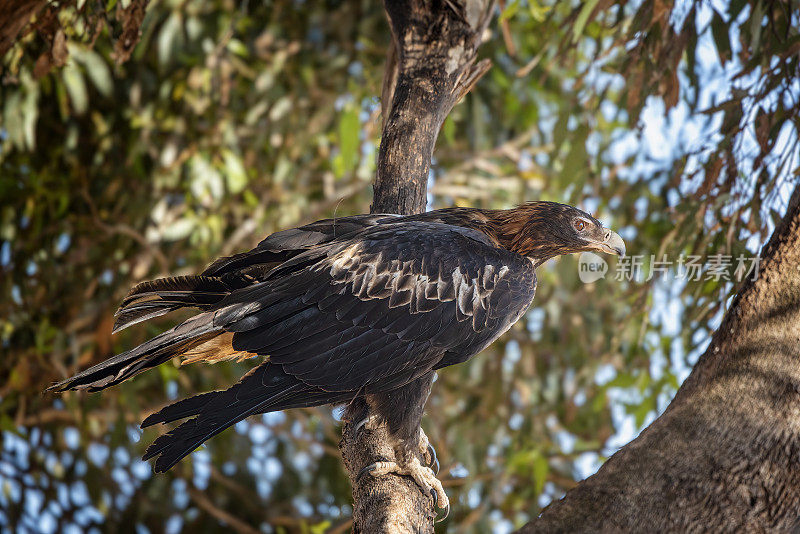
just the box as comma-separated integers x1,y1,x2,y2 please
215,223,536,393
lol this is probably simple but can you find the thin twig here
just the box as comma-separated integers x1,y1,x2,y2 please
188,485,261,534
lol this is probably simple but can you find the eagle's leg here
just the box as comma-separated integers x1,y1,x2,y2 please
352,414,438,473
355,372,448,515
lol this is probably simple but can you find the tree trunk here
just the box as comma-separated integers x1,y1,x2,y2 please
338,0,494,531
520,182,800,532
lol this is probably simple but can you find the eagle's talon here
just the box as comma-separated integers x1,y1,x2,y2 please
356,460,389,483
354,414,382,435
436,502,450,523
356,463,372,483
418,427,439,474
429,484,450,522
356,457,449,515
429,488,440,514
426,443,440,475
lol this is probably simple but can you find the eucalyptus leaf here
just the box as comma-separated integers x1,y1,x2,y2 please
337,106,360,176
61,62,88,115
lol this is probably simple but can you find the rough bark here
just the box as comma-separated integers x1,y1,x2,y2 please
520,182,800,532
339,1,495,532
369,0,494,215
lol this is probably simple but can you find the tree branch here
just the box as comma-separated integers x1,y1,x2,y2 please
370,0,495,215
339,1,495,531
520,182,800,531
187,485,261,534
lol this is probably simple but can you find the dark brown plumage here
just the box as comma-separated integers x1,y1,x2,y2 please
49,201,624,500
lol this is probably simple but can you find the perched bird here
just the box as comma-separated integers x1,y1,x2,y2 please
49,201,624,512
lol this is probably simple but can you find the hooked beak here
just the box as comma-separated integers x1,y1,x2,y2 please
588,229,626,257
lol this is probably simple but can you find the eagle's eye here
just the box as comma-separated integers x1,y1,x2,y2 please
573,219,587,232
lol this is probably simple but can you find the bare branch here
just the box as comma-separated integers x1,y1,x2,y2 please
188,485,261,534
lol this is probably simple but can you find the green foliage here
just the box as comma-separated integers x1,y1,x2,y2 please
1,0,797,532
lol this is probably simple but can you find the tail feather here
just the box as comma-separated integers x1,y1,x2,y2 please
140,392,219,428
121,276,230,304
140,363,354,472
142,364,301,472
113,276,231,333
112,302,185,334
48,314,223,392
143,392,292,472
202,250,289,277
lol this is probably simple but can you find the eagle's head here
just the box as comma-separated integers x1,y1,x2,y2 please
504,201,626,265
